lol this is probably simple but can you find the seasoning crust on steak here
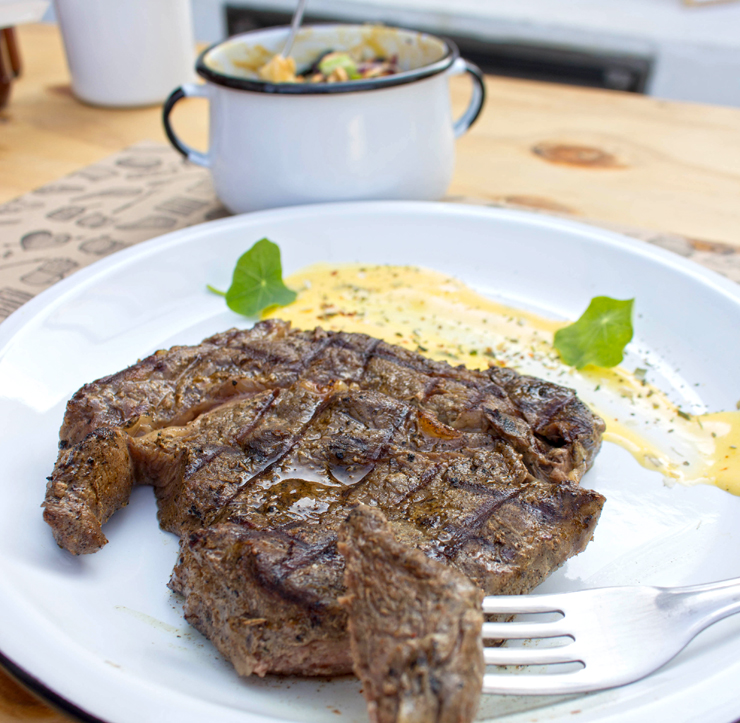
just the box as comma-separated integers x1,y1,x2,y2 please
43,319,606,678
339,505,484,723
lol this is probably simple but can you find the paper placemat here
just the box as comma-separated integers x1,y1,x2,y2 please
0,141,228,320
0,140,738,322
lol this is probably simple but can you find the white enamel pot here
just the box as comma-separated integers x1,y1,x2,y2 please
163,25,485,214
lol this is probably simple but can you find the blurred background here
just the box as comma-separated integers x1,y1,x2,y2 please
200,0,740,107
38,0,740,107
2,0,740,245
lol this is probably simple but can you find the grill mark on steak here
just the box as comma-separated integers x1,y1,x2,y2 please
373,341,483,385
211,385,352,527
229,529,340,620
43,321,607,678
182,445,234,478
273,535,338,578
382,459,445,514
306,332,382,387
360,336,384,378
263,544,343,621
316,400,415,496
434,488,524,561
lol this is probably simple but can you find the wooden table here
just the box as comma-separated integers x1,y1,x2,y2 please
1,22,740,723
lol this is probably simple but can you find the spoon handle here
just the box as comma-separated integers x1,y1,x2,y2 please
282,0,308,58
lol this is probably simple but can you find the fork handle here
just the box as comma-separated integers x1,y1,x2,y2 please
667,577,740,638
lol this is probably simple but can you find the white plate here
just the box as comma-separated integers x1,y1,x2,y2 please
1,202,739,723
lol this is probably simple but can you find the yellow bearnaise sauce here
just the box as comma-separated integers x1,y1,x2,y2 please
263,263,740,496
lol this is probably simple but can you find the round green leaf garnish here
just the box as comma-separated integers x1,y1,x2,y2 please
212,238,297,317
554,296,634,369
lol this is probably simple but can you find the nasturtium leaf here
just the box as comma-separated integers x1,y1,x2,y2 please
210,238,296,317
553,296,634,369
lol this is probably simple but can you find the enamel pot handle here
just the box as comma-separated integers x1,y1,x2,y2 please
449,58,486,139
162,83,211,167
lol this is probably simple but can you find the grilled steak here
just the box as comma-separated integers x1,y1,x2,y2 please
43,320,606,677
339,505,484,723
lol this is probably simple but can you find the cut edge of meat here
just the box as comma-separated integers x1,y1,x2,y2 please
338,504,484,723
42,428,135,555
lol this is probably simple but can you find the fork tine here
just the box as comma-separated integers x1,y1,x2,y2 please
482,670,599,696
482,594,565,615
484,645,580,666
482,621,572,640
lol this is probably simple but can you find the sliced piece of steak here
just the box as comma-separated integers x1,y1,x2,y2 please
338,505,484,723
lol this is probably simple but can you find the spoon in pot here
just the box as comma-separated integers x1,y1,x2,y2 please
257,0,308,82
282,0,308,58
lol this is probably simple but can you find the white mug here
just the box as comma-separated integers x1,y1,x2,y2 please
163,25,485,214
54,0,195,107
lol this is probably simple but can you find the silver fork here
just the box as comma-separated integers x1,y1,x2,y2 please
481,577,740,695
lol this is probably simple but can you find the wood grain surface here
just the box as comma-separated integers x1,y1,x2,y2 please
1,20,740,723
